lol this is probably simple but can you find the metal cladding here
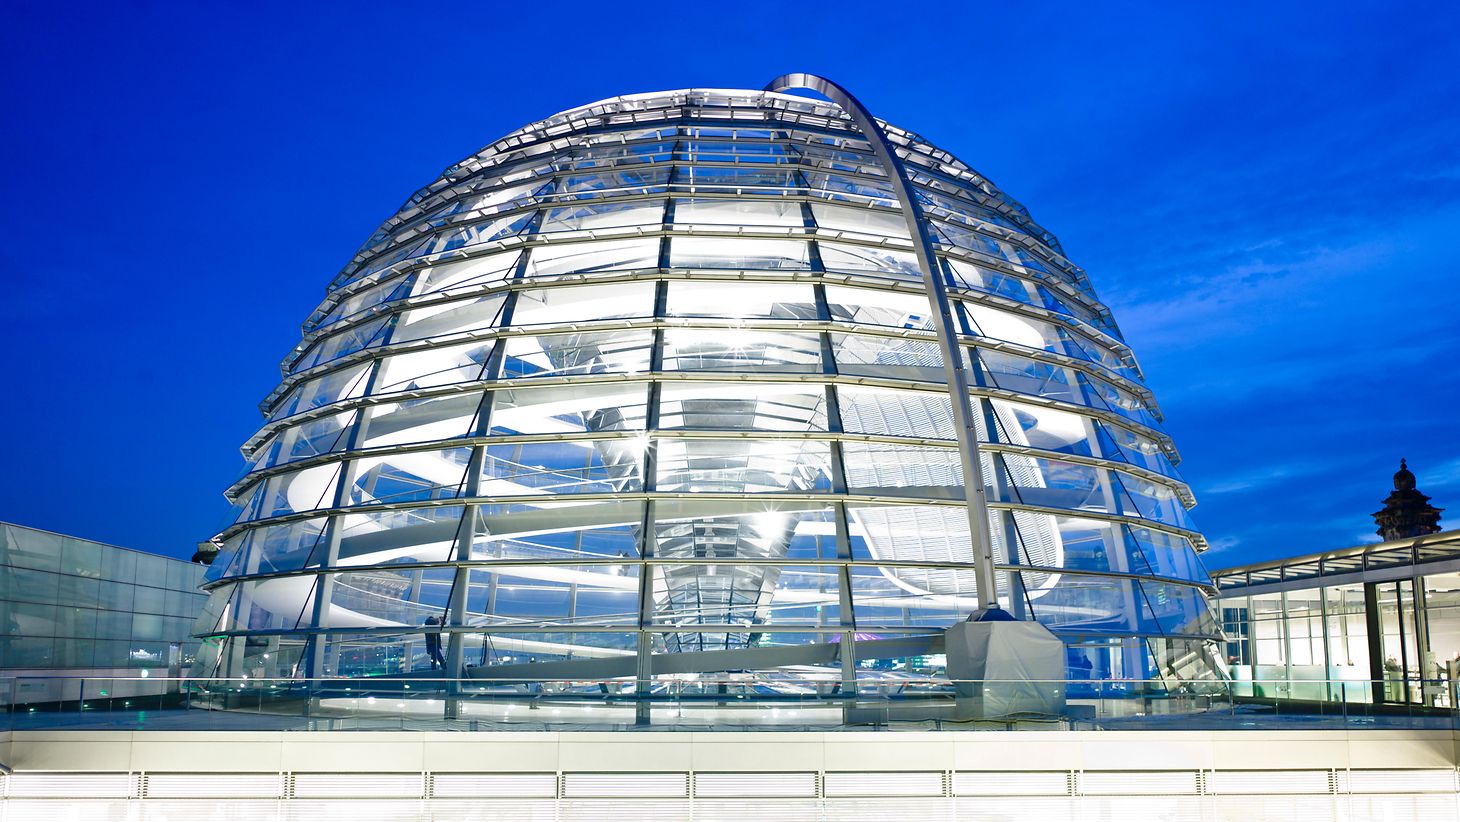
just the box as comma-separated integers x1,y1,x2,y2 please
193,86,1222,686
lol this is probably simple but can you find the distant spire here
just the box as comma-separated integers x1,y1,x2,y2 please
1373,459,1443,541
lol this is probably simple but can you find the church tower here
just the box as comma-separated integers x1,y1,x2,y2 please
1373,459,1444,541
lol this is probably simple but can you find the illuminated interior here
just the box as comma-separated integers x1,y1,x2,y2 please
192,88,1222,692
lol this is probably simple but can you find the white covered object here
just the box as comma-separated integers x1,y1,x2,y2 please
945,619,1067,718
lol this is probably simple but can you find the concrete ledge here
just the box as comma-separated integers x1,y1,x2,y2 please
4,729,1459,774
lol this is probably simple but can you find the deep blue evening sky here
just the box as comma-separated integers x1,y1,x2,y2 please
2,1,1457,568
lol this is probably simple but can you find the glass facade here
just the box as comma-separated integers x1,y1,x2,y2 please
0,522,207,671
1215,530,1460,705
193,88,1220,690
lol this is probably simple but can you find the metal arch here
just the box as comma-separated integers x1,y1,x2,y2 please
765,73,1001,612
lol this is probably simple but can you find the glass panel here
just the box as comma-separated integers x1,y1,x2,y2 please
669,236,811,270
659,382,828,432
361,392,483,448
824,284,932,329
523,237,660,279
488,382,648,435
481,439,644,496
375,339,495,393
243,462,342,521
664,280,817,319
411,250,520,296
394,294,508,343
810,203,910,239
963,303,1058,351
513,281,655,325
469,500,644,561
847,503,985,600
348,447,472,506
215,516,330,580
672,197,803,227
837,385,956,440
974,348,1085,407
943,257,1036,304
803,170,895,204
849,564,969,627
463,565,639,628
336,506,464,567
501,330,655,379
1025,575,1161,634
842,442,963,499
538,200,664,233
661,328,821,373
417,211,533,256
312,277,411,331
269,364,371,421
649,563,840,629
654,438,833,494
323,566,458,629
652,499,841,563
675,166,800,192
558,166,671,197
817,242,921,279
830,332,943,382
261,410,356,470
990,399,1093,457
292,315,390,374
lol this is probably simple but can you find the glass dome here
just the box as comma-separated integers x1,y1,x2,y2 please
191,86,1222,693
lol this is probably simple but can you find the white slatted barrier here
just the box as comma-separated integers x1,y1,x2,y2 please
822,771,944,797
430,772,558,798
3,768,1460,805
144,772,285,798
560,772,689,798
694,771,819,797
1337,769,1459,794
5,772,138,798
1205,769,1333,795
290,772,425,798
952,771,1070,796
1078,770,1201,795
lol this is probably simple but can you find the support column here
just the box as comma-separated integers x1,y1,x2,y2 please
1364,582,1385,704
766,73,999,612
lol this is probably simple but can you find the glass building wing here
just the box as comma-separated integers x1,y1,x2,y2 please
195,87,1220,691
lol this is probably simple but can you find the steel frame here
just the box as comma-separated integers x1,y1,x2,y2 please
195,82,1220,686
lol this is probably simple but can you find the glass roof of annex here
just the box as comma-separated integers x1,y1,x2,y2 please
1210,529,1460,593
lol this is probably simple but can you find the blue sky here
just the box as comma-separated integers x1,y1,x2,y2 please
1,1,1456,568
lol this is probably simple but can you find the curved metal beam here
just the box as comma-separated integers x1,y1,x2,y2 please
766,73,1000,612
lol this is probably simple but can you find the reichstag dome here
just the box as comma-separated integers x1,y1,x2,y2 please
193,77,1223,700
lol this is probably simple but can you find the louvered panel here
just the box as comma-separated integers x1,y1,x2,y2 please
1206,770,1331,795
1,799,134,821
133,800,282,821
558,799,692,821
693,799,825,821
1083,795,1207,820
431,772,558,798
952,771,1069,796
956,796,1078,821
560,772,689,798
694,771,818,797
421,799,559,819
291,772,425,798
1337,769,1458,794
5,772,137,797
278,799,430,821
1208,795,1339,821
1077,770,1199,795
823,771,943,797
145,772,285,798
821,797,954,821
